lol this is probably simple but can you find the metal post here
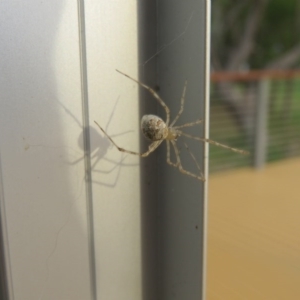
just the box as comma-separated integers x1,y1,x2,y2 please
138,1,210,299
254,78,270,169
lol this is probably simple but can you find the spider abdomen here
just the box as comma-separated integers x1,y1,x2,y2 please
141,114,168,141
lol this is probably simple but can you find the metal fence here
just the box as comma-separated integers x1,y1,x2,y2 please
209,70,300,173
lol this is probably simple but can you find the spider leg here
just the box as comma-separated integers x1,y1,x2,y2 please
183,142,204,179
170,80,187,126
174,119,203,129
116,69,171,125
94,121,163,157
180,132,250,155
166,140,178,168
170,140,205,181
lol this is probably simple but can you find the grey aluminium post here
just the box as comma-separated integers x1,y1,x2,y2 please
254,78,270,169
139,1,210,299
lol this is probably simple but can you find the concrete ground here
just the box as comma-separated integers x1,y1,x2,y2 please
207,157,300,300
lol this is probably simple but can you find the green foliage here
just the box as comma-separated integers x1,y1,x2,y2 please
267,79,300,162
209,80,300,172
209,84,252,172
212,0,300,69
252,0,300,67
210,2,300,172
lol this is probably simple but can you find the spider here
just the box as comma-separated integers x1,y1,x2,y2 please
94,70,249,181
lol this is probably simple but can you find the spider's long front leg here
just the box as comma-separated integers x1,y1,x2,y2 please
171,140,205,181
180,132,249,155
94,121,162,157
170,80,187,126
116,69,171,125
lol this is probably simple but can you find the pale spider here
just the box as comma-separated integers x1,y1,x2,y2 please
94,70,249,181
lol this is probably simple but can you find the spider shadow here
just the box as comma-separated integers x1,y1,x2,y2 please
59,98,137,187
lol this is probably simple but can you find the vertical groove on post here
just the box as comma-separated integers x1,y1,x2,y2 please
0,155,14,300
77,1,97,299
202,2,211,299
254,79,270,169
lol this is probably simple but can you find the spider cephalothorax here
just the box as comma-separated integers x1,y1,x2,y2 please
95,70,249,181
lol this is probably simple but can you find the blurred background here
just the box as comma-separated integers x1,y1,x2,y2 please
207,0,300,299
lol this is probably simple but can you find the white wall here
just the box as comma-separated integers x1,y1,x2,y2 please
0,1,141,299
